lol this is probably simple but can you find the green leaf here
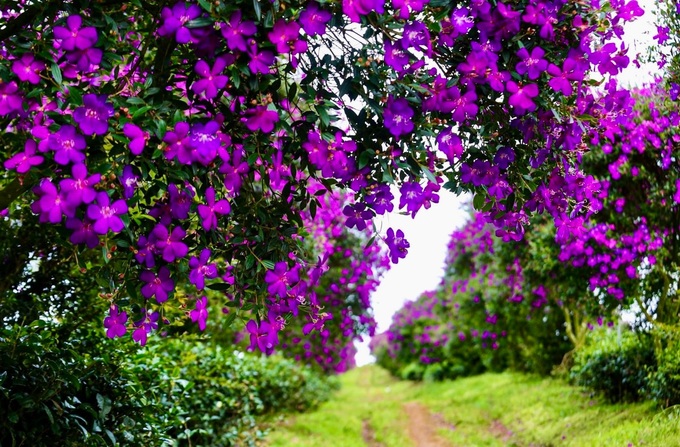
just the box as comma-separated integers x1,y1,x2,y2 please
317,106,330,127
197,0,212,12
96,394,112,419
132,105,153,119
421,165,437,184
245,254,255,270
473,192,486,210
206,282,231,291
262,260,275,270
51,63,62,85
253,0,262,20
185,17,214,28
287,82,298,102
310,199,317,220
223,311,237,328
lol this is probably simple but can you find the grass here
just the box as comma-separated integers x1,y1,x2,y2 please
265,365,680,447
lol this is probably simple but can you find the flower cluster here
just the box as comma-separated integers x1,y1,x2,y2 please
0,0,648,365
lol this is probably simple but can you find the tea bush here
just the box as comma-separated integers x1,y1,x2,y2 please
570,327,656,403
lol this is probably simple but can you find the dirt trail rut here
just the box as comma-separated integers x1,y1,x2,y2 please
403,402,453,447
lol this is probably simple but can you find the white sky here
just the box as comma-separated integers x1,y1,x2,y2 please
354,0,660,367
355,191,469,366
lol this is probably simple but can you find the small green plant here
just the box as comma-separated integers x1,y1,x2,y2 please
647,329,680,407
570,327,656,403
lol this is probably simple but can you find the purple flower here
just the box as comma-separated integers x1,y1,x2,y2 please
103,305,127,339
120,165,140,199
140,266,175,303
654,25,670,45
343,203,374,231
670,83,680,101
546,56,585,96
189,121,221,165
158,2,202,44
385,228,409,264
460,160,496,186
265,262,300,298
64,47,103,72
165,184,192,220
451,88,478,122
392,0,428,19
365,184,394,215
135,235,156,268
516,46,548,80
384,39,410,73
246,319,279,354
221,11,257,52
399,181,425,217
197,186,231,231
190,296,209,331
506,81,539,115
86,191,128,234
437,127,463,162
65,217,100,248
268,20,308,55
48,125,86,165
300,2,332,35
220,146,249,194
0,81,22,116
123,123,147,156
242,106,279,133
4,139,43,173
59,163,100,205
247,43,275,74
150,223,188,262
343,0,385,23
192,58,229,99
73,94,114,136
493,147,515,170
163,121,192,164
450,7,474,37
132,309,159,346
188,248,218,290
12,53,45,84
53,15,98,51
383,96,414,139
31,178,76,223
400,22,431,55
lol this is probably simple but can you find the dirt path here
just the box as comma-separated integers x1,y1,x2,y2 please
362,419,386,447
403,402,454,447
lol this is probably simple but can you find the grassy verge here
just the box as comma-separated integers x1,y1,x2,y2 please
265,365,680,447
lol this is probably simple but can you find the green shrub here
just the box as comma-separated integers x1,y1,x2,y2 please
400,362,425,381
0,321,338,447
647,330,680,407
127,339,338,447
0,321,146,447
570,327,655,403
